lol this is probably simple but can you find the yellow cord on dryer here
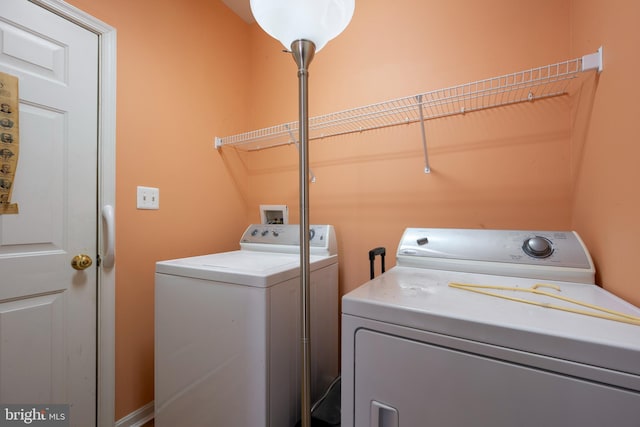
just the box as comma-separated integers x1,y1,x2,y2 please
448,282,640,326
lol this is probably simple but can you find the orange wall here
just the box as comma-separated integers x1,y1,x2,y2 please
243,0,574,296
65,0,251,419
570,0,640,306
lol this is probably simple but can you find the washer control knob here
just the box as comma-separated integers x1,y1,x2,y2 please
272,231,279,237
251,229,259,236
261,230,269,236
522,236,553,258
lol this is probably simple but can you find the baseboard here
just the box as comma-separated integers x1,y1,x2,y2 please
115,401,154,427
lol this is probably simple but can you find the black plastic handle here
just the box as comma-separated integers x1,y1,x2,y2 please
368,247,386,280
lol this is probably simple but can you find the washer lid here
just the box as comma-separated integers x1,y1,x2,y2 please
342,266,640,377
156,251,336,287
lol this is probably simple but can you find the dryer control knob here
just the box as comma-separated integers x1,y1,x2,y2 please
522,236,553,258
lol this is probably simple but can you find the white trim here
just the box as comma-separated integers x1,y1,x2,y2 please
29,1,117,426
115,402,154,427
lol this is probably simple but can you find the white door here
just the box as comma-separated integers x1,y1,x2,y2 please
0,0,99,425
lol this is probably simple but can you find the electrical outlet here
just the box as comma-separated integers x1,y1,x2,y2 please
137,186,159,210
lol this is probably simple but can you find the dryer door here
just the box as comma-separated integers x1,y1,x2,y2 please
354,329,640,427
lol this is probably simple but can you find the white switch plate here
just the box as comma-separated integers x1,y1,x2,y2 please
137,186,159,210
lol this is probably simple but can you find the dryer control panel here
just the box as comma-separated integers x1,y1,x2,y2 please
240,224,337,256
396,228,595,283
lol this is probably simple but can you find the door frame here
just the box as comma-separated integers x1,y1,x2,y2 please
30,1,117,425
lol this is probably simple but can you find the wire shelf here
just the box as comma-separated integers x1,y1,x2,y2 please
215,49,602,153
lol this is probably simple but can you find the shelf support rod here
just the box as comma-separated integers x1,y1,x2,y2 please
416,95,431,173
286,124,317,183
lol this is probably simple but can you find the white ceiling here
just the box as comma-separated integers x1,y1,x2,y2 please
221,0,254,23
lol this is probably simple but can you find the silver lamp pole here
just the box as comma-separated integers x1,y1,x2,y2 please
291,38,315,427
249,3,355,426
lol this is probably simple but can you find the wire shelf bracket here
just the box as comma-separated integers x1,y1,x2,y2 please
215,47,603,173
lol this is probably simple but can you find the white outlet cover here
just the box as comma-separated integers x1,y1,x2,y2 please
137,186,159,210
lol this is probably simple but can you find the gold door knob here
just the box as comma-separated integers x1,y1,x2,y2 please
71,254,93,270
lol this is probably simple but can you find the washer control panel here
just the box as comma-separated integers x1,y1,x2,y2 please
396,228,595,283
240,224,337,256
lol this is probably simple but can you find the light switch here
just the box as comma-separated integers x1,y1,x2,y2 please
137,186,159,210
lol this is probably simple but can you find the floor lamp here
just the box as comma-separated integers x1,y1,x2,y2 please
249,1,355,426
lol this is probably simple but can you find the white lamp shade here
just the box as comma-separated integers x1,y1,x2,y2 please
250,0,355,52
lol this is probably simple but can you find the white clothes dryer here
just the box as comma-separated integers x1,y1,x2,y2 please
342,228,640,427
155,224,339,427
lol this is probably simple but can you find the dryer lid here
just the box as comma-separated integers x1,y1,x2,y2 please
343,266,640,378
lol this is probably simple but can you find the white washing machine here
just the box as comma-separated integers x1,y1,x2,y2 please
155,224,339,427
342,228,640,427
